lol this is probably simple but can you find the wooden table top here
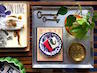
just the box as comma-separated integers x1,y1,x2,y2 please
0,1,97,73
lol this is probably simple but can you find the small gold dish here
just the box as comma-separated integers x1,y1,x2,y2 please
68,43,86,62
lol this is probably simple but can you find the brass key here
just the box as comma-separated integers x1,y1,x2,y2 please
37,11,57,19
42,17,60,23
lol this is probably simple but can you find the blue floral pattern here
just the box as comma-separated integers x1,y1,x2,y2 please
0,4,11,17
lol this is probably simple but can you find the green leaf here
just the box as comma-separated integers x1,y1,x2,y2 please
70,22,90,39
71,26,87,39
70,28,80,33
89,22,95,30
76,18,87,25
75,29,88,39
57,6,68,15
93,12,97,22
92,17,95,22
70,25,82,33
85,12,91,21
65,15,76,27
82,22,90,29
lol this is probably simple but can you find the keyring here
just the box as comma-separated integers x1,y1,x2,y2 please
37,11,42,19
42,17,46,22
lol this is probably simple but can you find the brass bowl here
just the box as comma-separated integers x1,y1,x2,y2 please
68,43,86,62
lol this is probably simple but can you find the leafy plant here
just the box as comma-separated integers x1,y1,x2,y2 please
65,15,76,27
57,5,96,39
